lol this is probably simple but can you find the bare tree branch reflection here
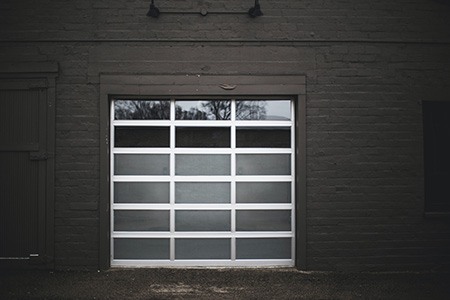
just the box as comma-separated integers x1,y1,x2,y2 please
115,100,170,120
175,100,231,120
236,101,267,120
175,104,208,120
115,100,269,121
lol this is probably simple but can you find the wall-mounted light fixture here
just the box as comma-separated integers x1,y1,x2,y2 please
146,0,263,18
146,0,160,18
248,0,263,17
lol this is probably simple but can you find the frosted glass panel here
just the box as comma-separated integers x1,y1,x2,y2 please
175,100,231,120
236,238,291,259
114,154,169,175
176,154,230,175
236,127,290,148
114,182,169,203
176,182,230,203
114,210,169,231
236,210,291,231
236,100,291,120
114,238,169,259
114,100,170,120
236,182,291,203
175,238,231,259
115,126,169,147
176,210,231,231
236,154,291,175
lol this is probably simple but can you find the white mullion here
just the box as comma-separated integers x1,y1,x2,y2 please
235,176,293,182
113,176,171,182
235,204,293,210
170,99,176,261
113,203,293,210
174,120,232,127
113,204,172,210
111,260,293,268
174,176,233,182
174,204,234,210
113,148,171,154
234,148,292,154
113,120,172,126
235,121,292,127
290,99,296,262
174,148,232,154
230,99,237,261
113,231,293,239
113,148,234,155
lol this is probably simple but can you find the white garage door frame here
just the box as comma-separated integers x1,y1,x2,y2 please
99,75,307,269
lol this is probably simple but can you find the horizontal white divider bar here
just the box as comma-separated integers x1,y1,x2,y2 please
113,204,171,210
112,120,293,127
113,176,172,182
113,120,172,126
235,121,293,127
234,176,294,182
113,148,293,154
114,148,173,154
113,176,293,182
114,148,231,154
113,121,234,127
113,232,294,238
231,148,293,154
170,121,234,126
113,204,293,210
111,260,294,267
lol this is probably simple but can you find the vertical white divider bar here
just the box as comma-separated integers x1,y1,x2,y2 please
110,100,115,262
230,99,237,261
170,99,176,261
290,99,296,263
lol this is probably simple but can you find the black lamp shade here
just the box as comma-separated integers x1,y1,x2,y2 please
249,0,263,17
147,0,160,18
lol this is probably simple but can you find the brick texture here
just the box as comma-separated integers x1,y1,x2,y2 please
1,0,450,271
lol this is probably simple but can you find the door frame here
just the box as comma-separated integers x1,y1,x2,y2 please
99,74,307,270
0,62,57,268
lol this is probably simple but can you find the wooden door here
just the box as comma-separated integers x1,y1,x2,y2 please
0,81,51,265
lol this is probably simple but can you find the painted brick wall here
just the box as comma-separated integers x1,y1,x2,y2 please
1,0,449,270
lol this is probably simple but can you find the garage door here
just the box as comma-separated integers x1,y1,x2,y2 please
111,98,295,266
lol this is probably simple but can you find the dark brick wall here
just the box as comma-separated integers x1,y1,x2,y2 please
1,0,449,271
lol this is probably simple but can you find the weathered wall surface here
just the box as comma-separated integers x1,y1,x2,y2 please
1,0,449,270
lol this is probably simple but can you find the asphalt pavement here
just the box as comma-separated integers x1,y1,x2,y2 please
1,268,449,299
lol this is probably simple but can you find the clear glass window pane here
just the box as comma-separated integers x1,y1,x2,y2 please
175,100,231,120
175,238,231,259
114,238,169,259
114,210,170,231
236,210,291,231
176,154,230,175
114,154,169,175
114,182,169,203
114,100,170,120
175,210,231,231
236,100,291,120
236,238,291,259
236,154,291,175
176,127,230,148
236,182,291,203
115,126,170,147
175,182,230,203
236,127,290,148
